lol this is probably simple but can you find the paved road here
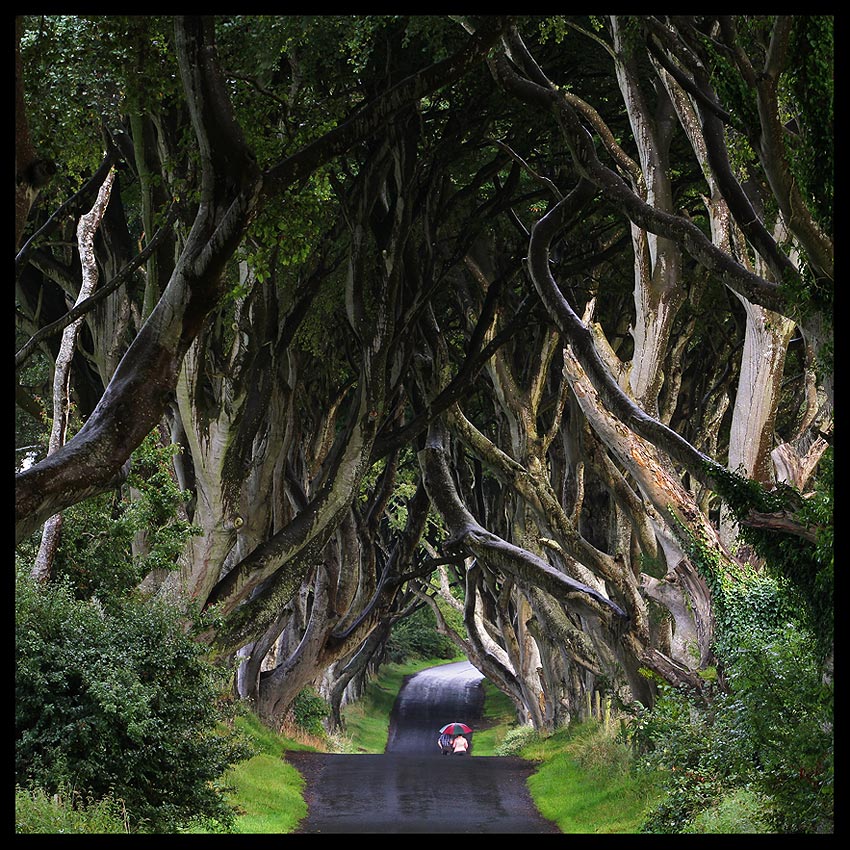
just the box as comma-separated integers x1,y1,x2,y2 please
287,661,560,834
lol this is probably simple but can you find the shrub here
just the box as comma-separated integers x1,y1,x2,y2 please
569,720,632,778
721,623,833,833
495,724,538,756
290,687,330,739
682,786,774,834
385,605,456,662
15,570,251,833
631,619,832,834
49,435,199,607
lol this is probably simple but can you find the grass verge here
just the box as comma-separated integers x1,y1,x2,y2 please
520,724,664,834
220,660,663,834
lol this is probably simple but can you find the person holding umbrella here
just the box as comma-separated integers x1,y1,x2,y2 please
451,734,469,755
437,731,454,755
439,722,472,755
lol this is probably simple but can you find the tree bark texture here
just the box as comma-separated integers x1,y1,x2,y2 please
15,16,831,730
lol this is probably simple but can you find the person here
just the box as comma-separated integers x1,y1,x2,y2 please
452,734,469,755
438,732,453,755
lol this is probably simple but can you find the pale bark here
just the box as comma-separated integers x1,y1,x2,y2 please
492,28,789,318
16,16,508,544
560,346,717,670
32,169,115,582
771,437,829,492
420,423,629,622
255,481,429,726
717,16,832,284
448,405,610,592
658,61,803,549
727,300,796,487
611,16,685,415
202,155,399,642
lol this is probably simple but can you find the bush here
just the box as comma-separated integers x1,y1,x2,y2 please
631,619,833,834
385,606,456,662
721,623,833,833
682,786,774,834
495,724,539,756
49,435,200,607
569,720,632,778
15,570,252,833
290,687,330,738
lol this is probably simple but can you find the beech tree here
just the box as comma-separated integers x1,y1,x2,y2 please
16,15,832,732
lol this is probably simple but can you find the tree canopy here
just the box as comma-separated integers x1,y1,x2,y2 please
16,16,832,822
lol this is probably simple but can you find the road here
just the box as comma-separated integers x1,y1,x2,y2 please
287,660,561,834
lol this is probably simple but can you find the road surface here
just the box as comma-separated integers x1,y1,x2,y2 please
287,660,561,833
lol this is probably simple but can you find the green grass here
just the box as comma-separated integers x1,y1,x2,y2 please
15,785,130,834
223,713,310,833
524,735,662,833
210,658,457,833
17,658,662,834
467,677,518,755
518,719,665,834
222,753,307,834
218,658,666,834
683,787,774,834
470,679,664,833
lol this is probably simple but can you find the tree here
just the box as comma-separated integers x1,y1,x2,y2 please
16,14,832,750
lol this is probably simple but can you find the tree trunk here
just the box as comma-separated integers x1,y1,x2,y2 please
32,169,115,581
16,16,263,543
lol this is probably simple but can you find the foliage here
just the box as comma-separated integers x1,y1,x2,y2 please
47,433,200,607
385,605,457,662
15,784,130,834
721,624,833,833
289,687,331,739
785,16,834,234
15,569,252,833
630,684,730,833
629,601,832,833
630,489,832,834
14,348,50,471
124,435,202,571
709,452,834,657
20,16,177,192
216,754,306,835
682,786,773,834
520,722,665,834
495,724,539,756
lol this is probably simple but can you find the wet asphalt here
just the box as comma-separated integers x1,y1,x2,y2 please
287,660,561,834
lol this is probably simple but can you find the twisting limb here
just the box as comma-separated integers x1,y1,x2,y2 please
32,168,116,582
418,421,629,622
16,204,179,369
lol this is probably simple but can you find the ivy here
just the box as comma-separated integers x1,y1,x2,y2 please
690,456,833,659
44,433,200,608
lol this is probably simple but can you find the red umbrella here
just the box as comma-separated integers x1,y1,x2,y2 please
439,722,472,735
